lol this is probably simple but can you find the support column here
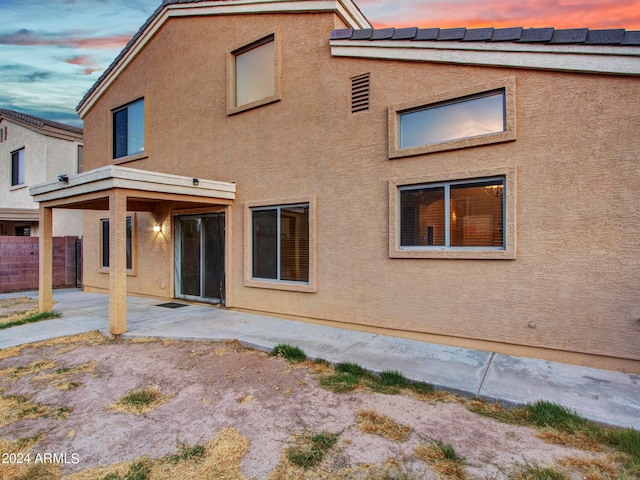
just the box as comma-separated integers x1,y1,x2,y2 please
38,205,53,312
109,190,127,335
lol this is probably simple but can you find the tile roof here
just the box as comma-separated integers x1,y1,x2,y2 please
330,26,640,46
0,108,83,134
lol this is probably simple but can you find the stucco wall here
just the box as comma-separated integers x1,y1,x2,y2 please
80,11,640,370
0,119,84,237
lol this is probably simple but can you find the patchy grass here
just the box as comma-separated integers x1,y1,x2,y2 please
0,434,59,480
415,441,468,479
286,431,339,468
66,428,249,480
1,360,57,379
0,331,109,363
0,392,70,428
320,372,361,393
356,410,411,442
366,370,409,394
167,441,206,464
110,385,174,414
0,310,61,330
510,463,566,480
335,361,364,376
559,455,625,479
270,344,307,363
467,399,640,477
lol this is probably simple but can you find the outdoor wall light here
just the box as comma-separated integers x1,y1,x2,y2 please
153,224,162,233
192,178,199,186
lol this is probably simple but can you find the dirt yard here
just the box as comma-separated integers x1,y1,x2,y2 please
0,299,635,479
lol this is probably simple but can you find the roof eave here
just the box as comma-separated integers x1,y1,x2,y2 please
76,0,370,118
330,39,640,76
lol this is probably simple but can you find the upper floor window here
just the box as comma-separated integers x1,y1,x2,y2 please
399,90,505,150
389,78,516,158
77,144,84,173
228,32,281,114
113,99,144,159
11,148,25,186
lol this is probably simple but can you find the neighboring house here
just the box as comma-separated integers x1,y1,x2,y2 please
0,109,83,237
30,0,640,374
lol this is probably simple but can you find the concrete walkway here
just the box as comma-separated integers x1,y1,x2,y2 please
1,288,638,430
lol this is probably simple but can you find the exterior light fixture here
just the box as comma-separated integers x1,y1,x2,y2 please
192,178,199,186
153,224,162,233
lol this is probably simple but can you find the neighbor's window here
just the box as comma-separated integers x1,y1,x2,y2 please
101,216,133,270
399,178,505,249
76,144,84,173
113,99,144,159
399,90,505,150
11,148,25,186
252,204,309,283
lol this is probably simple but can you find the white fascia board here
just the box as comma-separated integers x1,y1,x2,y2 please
30,166,236,204
330,40,640,75
77,0,369,117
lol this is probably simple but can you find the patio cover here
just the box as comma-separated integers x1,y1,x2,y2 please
30,165,236,335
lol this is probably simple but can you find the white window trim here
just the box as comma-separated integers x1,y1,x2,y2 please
227,29,282,116
388,77,516,158
389,167,517,259
244,196,317,292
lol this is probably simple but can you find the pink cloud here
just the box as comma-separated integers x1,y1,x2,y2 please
362,0,640,30
64,55,94,66
0,29,131,50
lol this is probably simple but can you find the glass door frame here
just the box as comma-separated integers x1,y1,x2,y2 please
174,212,225,304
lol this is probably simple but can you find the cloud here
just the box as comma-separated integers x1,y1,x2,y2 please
359,0,640,29
0,28,131,50
0,64,53,83
63,55,103,75
64,55,93,66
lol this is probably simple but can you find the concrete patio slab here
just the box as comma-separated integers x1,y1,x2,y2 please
480,354,640,429
237,319,377,359
1,288,639,430
337,335,492,394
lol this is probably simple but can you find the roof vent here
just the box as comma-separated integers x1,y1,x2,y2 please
351,73,370,113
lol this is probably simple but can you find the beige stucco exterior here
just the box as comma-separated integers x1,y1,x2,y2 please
74,2,640,372
0,112,83,237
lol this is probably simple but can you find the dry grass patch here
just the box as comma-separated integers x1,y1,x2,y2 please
0,392,70,428
0,434,60,480
356,410,411,442
537,427,602,452
66,427,249,480
559,455,625,479
415,441,468,480
0,360,57,379
110,384,175,414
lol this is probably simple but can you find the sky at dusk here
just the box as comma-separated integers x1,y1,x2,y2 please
1,0,639,128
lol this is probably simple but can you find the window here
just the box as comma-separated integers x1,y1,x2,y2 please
228,32,281,114
77,144,84,173
251,204,309,283
15,226,30,236
389,168,516,259
113,99,144,159
101,216,133,270
389,78,516,158
11,148,25,186
399,90,505,149
399,178,505,249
